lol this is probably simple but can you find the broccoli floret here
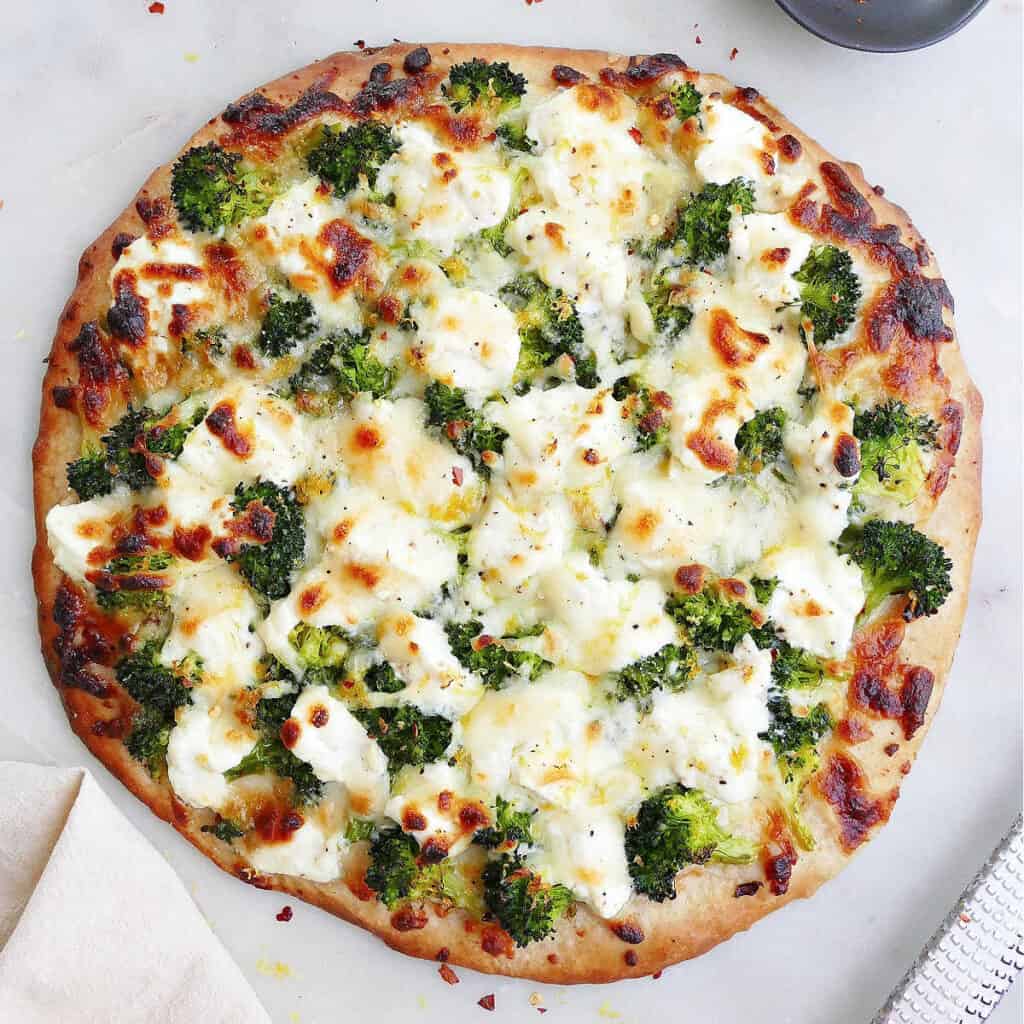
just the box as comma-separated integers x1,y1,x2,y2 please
499,274,596,386
735,408,787,476
854,400,938,506
751,576,778,605
625,786,757,902
125,706,173,778
666,585,775,652
116,642,192,716
364,660,405,693
771,642,827,691
838,519,952,621
290,329,395,412
170,143,275,233
423,382,508,476
669,82,703,122
482,854,574,946
225,736,323,805
495,121,536,153
759,695,833,849
118,642,193,777
474,795,535,849
445,619,550,689
365,828,479,911
643,273,694,340
201,818,245,843
224,480,305,600
66,451,114,500
67,402,210,500
289,623,349,685
443,59,527,113
354,705,452,774
674,178,755,267
613,643,699,711
306,120,400,196
95,552,174,613
793,245,862,345
614,377,672,452
477,167,531,256
256,291,317,358
344,818,376,843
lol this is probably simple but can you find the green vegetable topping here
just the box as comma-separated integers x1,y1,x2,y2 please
735,407,787,476
853,400,938,506
837,519,952,621
256,291,317,358
445,619,550,689
170,143,275,233
354,705,452,774
482,854,574,946
667,585,775,652
474,795,535,849
306,120,400,196
625,786,756,901
224,480,305,600
613,643,699,711
793,245,862,345
669,82,703,122
443,59,527,113
423,382,508,476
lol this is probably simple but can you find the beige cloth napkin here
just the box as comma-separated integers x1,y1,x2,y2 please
0,762,270,1023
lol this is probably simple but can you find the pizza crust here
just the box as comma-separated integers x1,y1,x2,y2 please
31,42,982,983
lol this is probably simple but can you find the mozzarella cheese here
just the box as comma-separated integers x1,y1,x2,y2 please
376,122,513,254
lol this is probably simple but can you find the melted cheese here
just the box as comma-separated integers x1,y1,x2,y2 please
46,492,131,584
385,761,482,858
375,611,484,718
247,815,346,884
286,686,390,815
376,122,512,254
630,637,772,803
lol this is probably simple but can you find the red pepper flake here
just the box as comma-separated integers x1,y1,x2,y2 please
354,39,366,49
730,47,740,60
438,963,460,985
478,994,496,1011
148,1,165,12
628,127,643,146
537,1010,547,1016
452,465,464,486
652,970,663,980
695,35,702,44
275,905,293,922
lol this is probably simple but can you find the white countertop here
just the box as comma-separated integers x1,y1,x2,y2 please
1,2,1020,1021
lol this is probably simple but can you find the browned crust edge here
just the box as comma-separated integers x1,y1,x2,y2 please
31,42,983,983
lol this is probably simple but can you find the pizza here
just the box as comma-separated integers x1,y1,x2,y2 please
32,43,981,982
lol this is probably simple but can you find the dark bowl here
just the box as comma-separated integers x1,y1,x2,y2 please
775,0,990,53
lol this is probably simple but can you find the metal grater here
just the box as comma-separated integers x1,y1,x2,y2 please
873,814,1023,1023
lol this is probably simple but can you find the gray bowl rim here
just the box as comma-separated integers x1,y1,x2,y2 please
774,0,990,53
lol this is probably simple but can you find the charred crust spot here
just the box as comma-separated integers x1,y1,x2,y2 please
172,524,212,561
552,64,585,86
355,424,382,449
884,742,899,756
420,837,450,864
851,669,903,718
899,666,934,739
223,85,346,137
458,804,489,830
837,716,873,744
480,926,516,959
403,46,431,74
437,790,453,811
868,276,954,353
351,72,434,118
318,219,374,293
436,947,451,962
298,585,325,614
168,303,196,339
107,273,148,345
52,385,76,410
91,717,126,739
369,62,392,84
734,881,762,898
391,906,429,932
205,402,252,457
833,433,861,477
819,753,888,851
111,232,138,260
599,52,686,88
721,578,747,599
279,718,301,749
761,246,791,266
777,134,802,162
610,921,645,944
674,564,706,595
402,808,429,832
624,950,639,966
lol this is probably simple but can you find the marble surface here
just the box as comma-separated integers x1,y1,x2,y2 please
1,2,1020,1021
